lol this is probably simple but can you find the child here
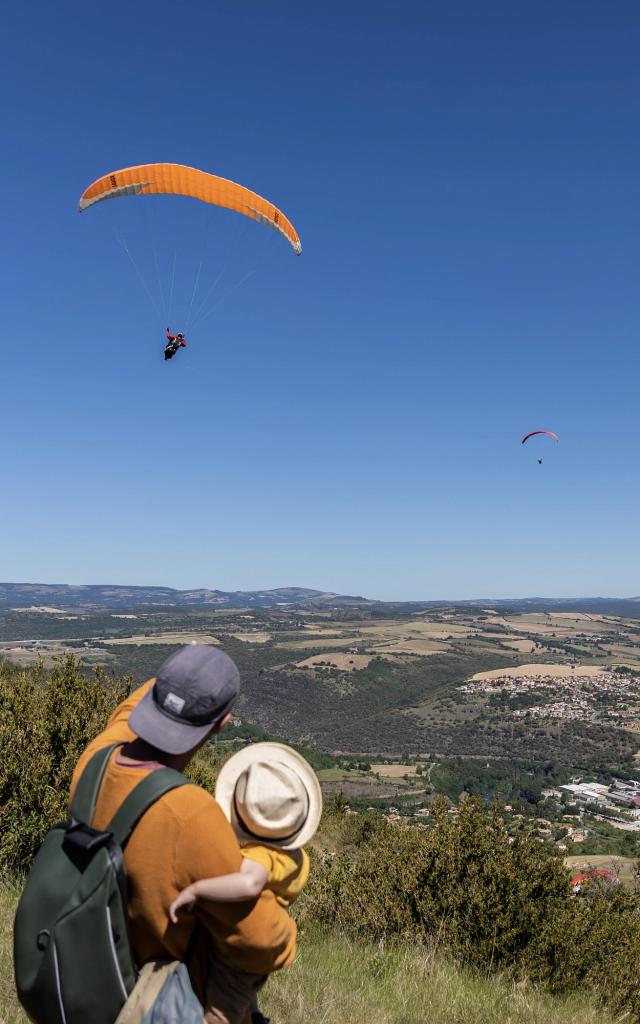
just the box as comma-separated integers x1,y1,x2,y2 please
169,742,322,1024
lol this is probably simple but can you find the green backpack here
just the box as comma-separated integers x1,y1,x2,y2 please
14,743,187,1024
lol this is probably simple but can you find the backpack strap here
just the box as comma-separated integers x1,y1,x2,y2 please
70,742,123,825
107,768,188,848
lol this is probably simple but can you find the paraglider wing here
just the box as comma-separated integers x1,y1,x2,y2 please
521,430,559,445
78,163,302,254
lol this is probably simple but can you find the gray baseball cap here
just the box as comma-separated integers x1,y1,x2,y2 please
128,645,240,755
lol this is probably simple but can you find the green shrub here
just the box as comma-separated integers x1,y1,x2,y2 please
299,799,640,1021
0,657,229,874
301,798,569,970
535,888,640,1019
183,739,226,793
0,657,131,871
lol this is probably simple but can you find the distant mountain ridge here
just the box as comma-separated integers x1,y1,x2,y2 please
0,582,372,610
468,596,640,616
1,582,640,616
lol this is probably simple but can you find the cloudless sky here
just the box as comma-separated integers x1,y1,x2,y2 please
1,1,639,600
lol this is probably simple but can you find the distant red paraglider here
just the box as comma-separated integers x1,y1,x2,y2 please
521,430,558,465
521,430,559,445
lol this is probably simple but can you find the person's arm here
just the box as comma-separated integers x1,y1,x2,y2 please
169,858,268,922
175,803,297,974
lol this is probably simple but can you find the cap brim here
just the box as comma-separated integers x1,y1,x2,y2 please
128,685,214,756
215,742,323,851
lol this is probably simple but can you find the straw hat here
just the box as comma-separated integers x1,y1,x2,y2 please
215,742,323,851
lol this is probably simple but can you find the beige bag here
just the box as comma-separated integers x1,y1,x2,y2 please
114,961,181,1024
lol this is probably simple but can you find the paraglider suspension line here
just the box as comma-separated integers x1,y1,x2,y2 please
187,217,252,331
116,233,164,322
167,251,177,325
190,269,258,330
185,259,205,332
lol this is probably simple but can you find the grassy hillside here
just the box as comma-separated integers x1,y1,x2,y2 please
0,880,615,1024
263,929,616,1024
3,656,640,1022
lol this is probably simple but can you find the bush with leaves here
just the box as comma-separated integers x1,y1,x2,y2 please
0,656,232,874
0,656,131,871
183,738,227,793
535,887,640,1020
299,797,640,1021
301,797,569,970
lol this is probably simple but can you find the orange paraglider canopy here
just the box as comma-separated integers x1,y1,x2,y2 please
79,163,302,254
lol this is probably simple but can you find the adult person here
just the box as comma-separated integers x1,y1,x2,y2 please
165,328,187,360
70,645,296,1024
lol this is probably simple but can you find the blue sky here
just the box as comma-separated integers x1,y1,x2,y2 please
1,1,639,600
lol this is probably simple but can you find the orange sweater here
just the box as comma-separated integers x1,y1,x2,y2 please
70,680,296,979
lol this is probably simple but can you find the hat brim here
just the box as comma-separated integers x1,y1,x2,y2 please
215,742,323,851
128,685,215,756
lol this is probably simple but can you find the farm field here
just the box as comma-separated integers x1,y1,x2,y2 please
1,600,639,764
101,631,221,645
371,763,418,778
471,663,605,681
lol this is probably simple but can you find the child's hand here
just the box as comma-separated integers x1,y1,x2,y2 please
169,885,198,923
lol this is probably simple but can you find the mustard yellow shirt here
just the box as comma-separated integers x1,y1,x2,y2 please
242,845,310,908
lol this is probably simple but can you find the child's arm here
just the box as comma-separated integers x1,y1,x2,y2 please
169,858,269,922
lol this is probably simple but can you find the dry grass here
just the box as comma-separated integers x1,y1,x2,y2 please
605,644,640,668
0,877,27,1024
0,882,617,1024
552,613,601,622
263,929,616,1024
357,622,472,644
230,632,272,643
489,613,620,638
302,626,351,635
281,637,360,650
296,654,373,671
500,639,537,653
316,768,355,782
370,640,447,656
103,632,220,645
371,763,418,778
471,663,605,682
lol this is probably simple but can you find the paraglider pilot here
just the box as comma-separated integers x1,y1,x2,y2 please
164,328,187,361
